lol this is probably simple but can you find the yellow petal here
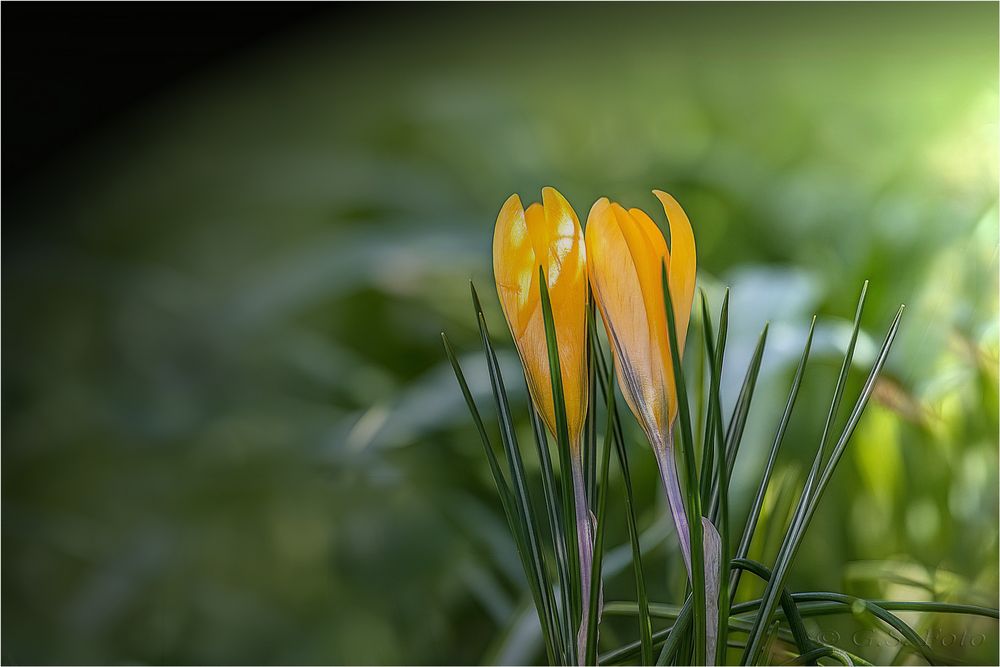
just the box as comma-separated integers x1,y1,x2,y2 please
493,194,535,339
587,192,698,439
586,198,669,436
493,187,589,444
653,190,697,358
611,203,670,385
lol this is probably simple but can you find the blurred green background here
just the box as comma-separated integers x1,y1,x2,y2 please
3,3,997,664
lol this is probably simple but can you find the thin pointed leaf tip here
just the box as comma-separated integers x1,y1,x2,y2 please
493,187,590,446
585,189,697,443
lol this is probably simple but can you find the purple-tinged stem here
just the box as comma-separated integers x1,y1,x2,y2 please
570,446,594,665
651,426,721,664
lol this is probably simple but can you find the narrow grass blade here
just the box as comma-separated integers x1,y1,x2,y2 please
679,624,694,666
759,619,782,666
444,330,546,644
730,597,999,621
731,587,940,665
448,322,574,665
730,558,814,656
601,594,995,666
592,334,654,666
709,323,768,522
614,434,656,667
442,332,514,512
701,290,731,665
604,591,996,665
601,620,675,665
741,294,905,666
742,284,870,665
699,400,717,508
528,406,575,664
807,306,905,515
585,302,600,507
657,595,694,665
772,310,909,659
470,282,560,664
697,307,713,506
697,313,707,443
584,371,615,665
606,599,807,659
730,317,816,603
794,593,935,664
537,271,584,660
781,647,853,666
803,281,870,503
661,262,707,665
603,600,683,619
442,330,530,597
601,591,860,667
725,323,769,473
606,600,790,652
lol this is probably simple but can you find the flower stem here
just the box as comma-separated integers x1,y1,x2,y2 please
571,446,594,665
652,426,721,664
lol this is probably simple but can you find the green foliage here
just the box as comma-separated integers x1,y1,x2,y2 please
449,274,998,665
661,262,708,664
593,337,655,666
538,275,584,664
702,291,732,664
585,372,615,665
4,3,998,664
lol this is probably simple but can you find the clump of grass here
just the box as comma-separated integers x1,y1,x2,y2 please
444,279,998,665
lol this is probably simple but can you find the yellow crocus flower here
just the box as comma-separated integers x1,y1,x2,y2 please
493,186,594,664
586,190,720,663
492,186,589,445
585,190,696,438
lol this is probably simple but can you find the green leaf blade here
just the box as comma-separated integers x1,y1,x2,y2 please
470,283,561,664
661,262,707,665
